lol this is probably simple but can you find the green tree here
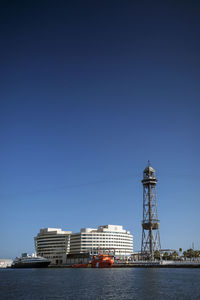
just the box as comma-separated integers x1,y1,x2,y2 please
172,251,178,261
183,248,196,260
194,250,200,259
187,248,194,260
163,252,169,261
154,250,161,260
183,251,187,260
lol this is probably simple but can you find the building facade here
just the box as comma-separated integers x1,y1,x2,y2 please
34,228,71,264
70,225,133,258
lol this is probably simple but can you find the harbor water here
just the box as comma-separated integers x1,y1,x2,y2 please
0,268,200,299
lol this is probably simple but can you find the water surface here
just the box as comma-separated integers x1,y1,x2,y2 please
0,268,200,299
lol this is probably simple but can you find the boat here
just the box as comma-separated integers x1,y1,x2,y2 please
11,253,51,268
72,254,114,268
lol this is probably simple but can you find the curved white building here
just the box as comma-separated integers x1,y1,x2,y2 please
70,225,133,258
34,228,71,264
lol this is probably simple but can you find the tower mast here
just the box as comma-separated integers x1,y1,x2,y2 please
141,162,161,260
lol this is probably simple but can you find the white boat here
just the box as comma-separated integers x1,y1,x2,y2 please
11,253,50,268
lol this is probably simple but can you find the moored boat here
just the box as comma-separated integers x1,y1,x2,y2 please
72,254,114,268
11,253,50,268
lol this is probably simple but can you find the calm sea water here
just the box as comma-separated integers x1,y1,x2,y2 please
0,268,200,300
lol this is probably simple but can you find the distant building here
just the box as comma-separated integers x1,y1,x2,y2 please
34,228,71,265
0,259,13,268
70,225,133,258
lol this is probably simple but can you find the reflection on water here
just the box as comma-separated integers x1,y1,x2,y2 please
0,268,200,299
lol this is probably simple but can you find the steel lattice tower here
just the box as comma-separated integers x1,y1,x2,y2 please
141,161,161,260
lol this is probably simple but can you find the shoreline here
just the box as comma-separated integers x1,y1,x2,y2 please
47,263,200,268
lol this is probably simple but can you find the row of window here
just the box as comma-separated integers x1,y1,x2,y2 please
81,232,130,235
71,242,133,245
81,235,132,238
39,255,63,258
81,234,132,237
37,246,68,250
36,241,69,245
81,247,132,250
80,239,132,242
36,238,69,242
36,236,69,238
38,252,65,255
80,241,133,245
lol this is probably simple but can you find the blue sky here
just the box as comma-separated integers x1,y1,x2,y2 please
0,1,200,258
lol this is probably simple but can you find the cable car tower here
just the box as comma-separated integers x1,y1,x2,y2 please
141,161,161,260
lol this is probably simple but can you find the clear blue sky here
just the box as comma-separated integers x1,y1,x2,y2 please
0,1,200,258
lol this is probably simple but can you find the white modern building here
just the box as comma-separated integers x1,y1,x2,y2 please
70,225,133,258
34,228,71,264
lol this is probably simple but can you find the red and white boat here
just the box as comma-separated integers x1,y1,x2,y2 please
72,254,114,268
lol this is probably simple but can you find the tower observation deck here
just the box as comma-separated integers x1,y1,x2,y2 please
141,161,161,260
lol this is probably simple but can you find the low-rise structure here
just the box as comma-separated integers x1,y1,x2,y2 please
34,228,71,264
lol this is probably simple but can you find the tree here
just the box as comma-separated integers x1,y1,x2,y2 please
187,248,194,260
163,252,169,261
183,248,197,260
172,251,178,261
154,250,161,260
194,250,200,259
183,251,187,260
